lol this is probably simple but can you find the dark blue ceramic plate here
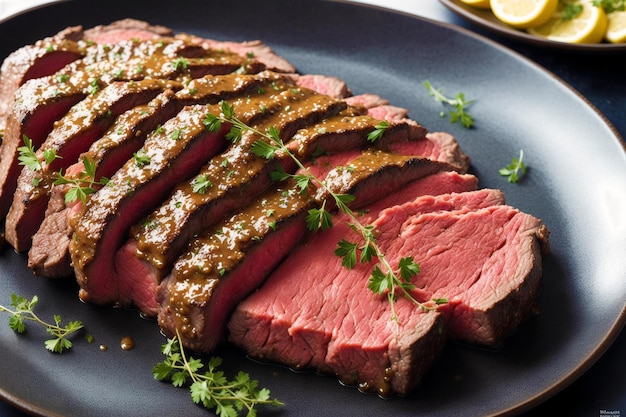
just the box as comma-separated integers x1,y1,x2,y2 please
1,1,625,416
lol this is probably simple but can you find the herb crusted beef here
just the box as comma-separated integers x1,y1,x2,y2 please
0,19,551,398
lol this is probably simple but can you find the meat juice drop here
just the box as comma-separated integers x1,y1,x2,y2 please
120,336,135,351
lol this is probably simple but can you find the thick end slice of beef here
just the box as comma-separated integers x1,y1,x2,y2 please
386,205,550,346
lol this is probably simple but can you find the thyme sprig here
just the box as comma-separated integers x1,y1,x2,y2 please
153,330,283,416
205,101,446,323
424,80,475,128
0,293,84,353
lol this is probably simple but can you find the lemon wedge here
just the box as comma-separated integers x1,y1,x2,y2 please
460,0,491,9
606,10,626,43
528,1,608,44
490,0,558,28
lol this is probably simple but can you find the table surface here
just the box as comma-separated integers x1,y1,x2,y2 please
0,1,624,416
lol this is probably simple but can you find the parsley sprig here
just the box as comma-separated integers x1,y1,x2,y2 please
17,135,59,171
424,80,475,128
53,157,110,204
153,331,283,416
205,101,446,323
0,294,84,353
499,149,527,183
17,135,108,204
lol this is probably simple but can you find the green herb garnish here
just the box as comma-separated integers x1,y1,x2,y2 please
172,57,189,71
192,174,213,194
499,149,527,183
424,80,475,128
17,135,59,172
133,149,152,167
0,294,84,353
153,331,283,416
53,157,109,204
592,0,625,13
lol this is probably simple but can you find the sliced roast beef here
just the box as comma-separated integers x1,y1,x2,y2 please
70,96,297,309
226,186,494,394
0,39,268,223
0,47,218,220
117,84,347,314
0,39,84,130
27,71,299,277
5,79,177,252
157,148,463,352
229,185,549,396
0,31,204,131
119,107,437,315
180,35,296,73
81,18,174,44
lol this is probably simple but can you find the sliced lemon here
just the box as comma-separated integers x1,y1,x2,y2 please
459,0,492,9
490,0,558,28
606,10,626,43
528,1,608,44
